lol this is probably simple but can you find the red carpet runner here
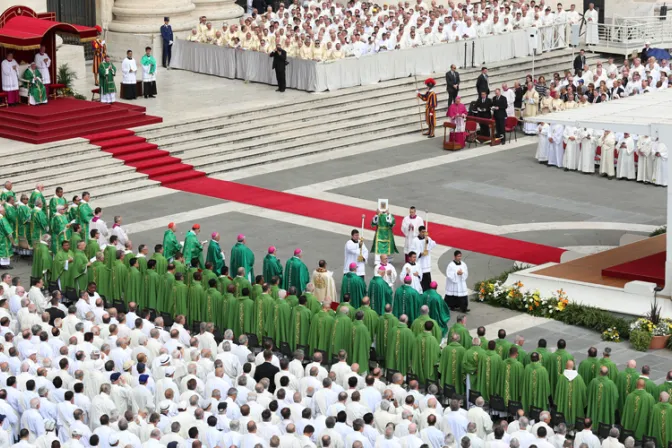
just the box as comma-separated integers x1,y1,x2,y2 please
85,131,566,265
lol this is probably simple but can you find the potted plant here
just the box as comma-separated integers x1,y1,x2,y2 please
630,299,672,350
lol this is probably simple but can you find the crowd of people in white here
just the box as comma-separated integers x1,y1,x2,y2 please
183,0,591,60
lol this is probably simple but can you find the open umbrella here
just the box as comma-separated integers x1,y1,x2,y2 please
647,48,672,60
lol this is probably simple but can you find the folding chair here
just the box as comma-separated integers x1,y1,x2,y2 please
262,336,274,349
529,406,542,422
642,436,658,447
313,350,329,366
551,411,565,427
297,344,309,356
468,389,481,405
574,417,585,432
620,429,634,444
160,312,174,328
279,341,292,358
505,116,519,142
147,308,157,322
246,333,260,348
48,281,60,294
489,394,506,413
65,287,78,302
113,299,126,314
507,400,522,416
465,120,479,148
192,320,202,334
406,373,419,388
386,369,400,384
597,423,611,440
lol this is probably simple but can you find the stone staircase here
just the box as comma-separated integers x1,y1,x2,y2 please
1,49,605,200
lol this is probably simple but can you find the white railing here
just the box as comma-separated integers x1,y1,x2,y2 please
536,23,570,53
595,20,672,53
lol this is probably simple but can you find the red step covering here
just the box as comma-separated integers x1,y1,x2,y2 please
602,251,665,286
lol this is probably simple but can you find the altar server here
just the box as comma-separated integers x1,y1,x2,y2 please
141,46,157,99
344,229,368,279
617,133,636,180
636,135,654,183
411,226,436,291
578,128,599,173
34,46,51,84
401,206,424,263
121,49,138,100
653,139,669,186
1,52,20,106
535,122,550,163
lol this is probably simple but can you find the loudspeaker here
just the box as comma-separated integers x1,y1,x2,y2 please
584,0,605,25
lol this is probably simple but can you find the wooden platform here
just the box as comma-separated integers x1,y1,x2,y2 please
534,234,666,288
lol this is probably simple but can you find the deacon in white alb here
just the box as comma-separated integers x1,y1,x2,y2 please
584,3,599,45
121,49,138,100
400,251,423,293
34,45,51,84
562,126,579,171
374,254,398,288
411,226,437,292
636,135,654,183
652,139,669,186
445,250,469,312
90,208,110,248
401,206,424,263
616,133,636,180
343,229,368,279
111,216,130,247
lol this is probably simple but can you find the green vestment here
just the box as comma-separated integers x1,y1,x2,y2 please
205,287,224,330
206,240,226,275
145,269,161,310
476,349,503,401
371,212,398,254
411,331,441,383
386,322,415,375
201,269,217,290
286,294,298,309
648,402,672,448
498,357,525,406
358,305,379,336
284,256,310,293
250,284,262,303
599,357,619,382
340,272,367,307
158,272,175,314
0,189,14,203
162,230,181,260
78,201,94,242
253,293,274,339
85,239,100,262
31,241,52,283
68,205,78,224
448,323,473,349
270,299,292,344
462,345,485,388
185,266,198,286
411,315,441,343
72,249,89,292
351,320,372,374
290,304,312,350
522,361,551,412
174,260,186,276
367,276,392,315
548,349,575,392
308,309,334,353
90,261,111,299
439,342,466,393
525,347,550,366
16,204,31,247
3,205,17,243
48,196,66,220
136,255,148,277
270,285,279,300
51,249,74,289
495,338,513,361
69,233,82,252
187,282,206,324
329,313,353,359
50,213,68,254
554,371,587,425
643,377,659,398
341,302,357,319
230,242,255,280
182,231,204,267
99,61,117,94
103,244,117,270
375,313,399,360
305,293,321,315
515,344,529,366
111,260,127,300
172,280,188,317
393,284,421,323
263,254,283,286
151,252,168,276
622,388,655,440
28,190,46,210
578,357,600,386
658,382,672,403
125,266,143,306
30,207,48,248
218,275,233,295
22,68,47,104
586,375,619,425
423,289,450,337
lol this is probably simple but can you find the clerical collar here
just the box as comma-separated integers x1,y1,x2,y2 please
454,260,461,265
418,236,425,240
113,223,120,228
408,262,416,266
351,239,358,243
409,215,416,219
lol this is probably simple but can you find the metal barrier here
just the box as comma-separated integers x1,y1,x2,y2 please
594,20,672,56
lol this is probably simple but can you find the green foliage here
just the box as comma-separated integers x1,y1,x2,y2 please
650,226,667,237
57,63,78,89
647,298,663,325
472,264,528,291
630,329,653,352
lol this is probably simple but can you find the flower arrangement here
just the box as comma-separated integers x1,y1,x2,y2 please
602,327,621,342
476,280,568,318
629,317,672,336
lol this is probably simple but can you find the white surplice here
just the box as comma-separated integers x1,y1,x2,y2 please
1,59,19,92
121,58,137,84
584,8,599,44
34,52,51,84
411,236,437,274
636,136,654,183
562,126,580,170
111,224,129,246
599,132,617,177
578,128,599,173
399,262,422,293
616,136,636,180
653,141,669,186
401,215,424,255
535,123,550,162
90,217,110,247
374,262,398,288
547,124,564,168
445,261,468,297
343,239,368,276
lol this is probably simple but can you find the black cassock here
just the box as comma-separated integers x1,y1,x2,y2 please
475,97,492,136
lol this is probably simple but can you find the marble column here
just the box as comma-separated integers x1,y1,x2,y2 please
108,0,196,33
191,0,244,23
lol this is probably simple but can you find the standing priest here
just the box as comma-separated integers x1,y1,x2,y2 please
206,232,225,275
230,234,254,281
371,204,398,263
34,46,51,85
344,229,368,281
121,49,138,100
99,55,117,103
1,52,19,106
284,248,309,293
141,46,157,99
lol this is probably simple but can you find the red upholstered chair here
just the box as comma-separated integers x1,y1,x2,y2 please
0,92,7,108
595,146,601,162
47,83,67,98
91,88,100,101
505,116,518,142
465,121,479,148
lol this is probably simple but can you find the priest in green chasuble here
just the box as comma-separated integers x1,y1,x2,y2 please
548,339,575,392
526,339,550,365
586,366,619,425
50,205,69,254
439,332,466,393
21,62,47,105
233,267,252,298
494,330,512,361
376,304,399,359
78,192,94,242
476,340,503,401
308,302,335,354
31,234,52,283
386,315,414,375
85,230,101,261
99,55,117,103
103,236,118,270
393,275,421,323
599,347,619,382
522,351,551,412
641,366,659,397
125,257,144,306
145,259,161,310
0,208,16,269
28,184,46,211
151,244,168,276
182,224,204,268
72,241,91,293
423,282,450,337
162,223,182,261
232,287,255,337
648,392,672,448
30,200,49,249
329,307,354,359
357,296,379,336
253,283,274,340
341,263,367,307
51,240,74,290
230,234,254,281
201,262,218,290
49,187,66,221
448,315,473,349
284,249,310,294
90,252,110,299
498,346,525,406
578,347,601,386
622,379,655,440
411,320,441,383
340,294,357,319
270,291,292,345
657,371,672,403
368,267,392,315
206,278,224,330
171,272,188,317
371,206,399,256
302,284,321,314
158,264,175,314
554,359,586,425
411,305,441,343
351,311,372,374
16,195,31,255
263,246,283,287
111,251,127,300
617,360,640,411
290,295,312,350
205,232,226,275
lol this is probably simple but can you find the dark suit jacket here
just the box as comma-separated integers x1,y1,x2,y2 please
475,97,492,118
251,0,267,12
446,70,460,91
269,49,287,71
573,55,585,72
47,307,66,326
476,74,489,95
492,95,508,118
254,362,280,392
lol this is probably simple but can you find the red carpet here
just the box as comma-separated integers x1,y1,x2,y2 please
0,98,162,144
602,251,665,286
84,130,566,266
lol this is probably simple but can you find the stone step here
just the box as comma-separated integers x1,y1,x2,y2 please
8,156,124,186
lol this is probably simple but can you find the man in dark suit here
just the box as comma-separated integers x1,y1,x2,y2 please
445,64,460,107
475,91,492,137
160,17,174,68
269,44,287,92
573,49,586,76
254,349,280,392
476,66,490,96
492,88,508,144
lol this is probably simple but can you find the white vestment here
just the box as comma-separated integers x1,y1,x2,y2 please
399,263,422,293
578,128,599,173
562,126,580,170
617,136,636,180
311,269,337,302
636,136,654,183
653,141,669,186
584,9,599,44
374,262,397,288
90,218,110,247
445,261,468,296
503,88,515,117
111,225,129,246
411,237,436,274
547,124,565,168
599,132,617,177
535,123,550,162
401,215,424,254
121,58,137,84
34,53,51,84
343,239,369,276
1,60,19,92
